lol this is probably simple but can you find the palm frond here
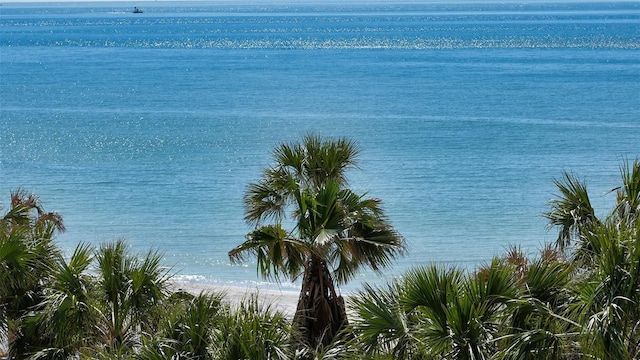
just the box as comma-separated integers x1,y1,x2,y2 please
274,140,306,177
10,188,65,233
525,258,572,306
129,248,172,324
303,180,342,245
567,217,640,359
1,204,32,231
94,239,172,351
299,134,360,189
229,224,308,282
329,188,404,284
614,157,640,225
471,259,518,308
400,264,462,356
331,226,403,285
244,167,297,225
447,260,517,359
544,172,597,251
0,227,38,293
34,243,97,354
146,291,225,359
214,293,292,360
348,282,417,359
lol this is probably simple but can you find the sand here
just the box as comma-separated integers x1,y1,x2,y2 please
170,282,301,316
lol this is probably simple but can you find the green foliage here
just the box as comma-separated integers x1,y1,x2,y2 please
349,261,519,360
544,172,597,251
28,243,97,358
137,291,225,360
545,158,640,359
615,158,640,223
94,239,171,352
213,293,292,360
0,190,64,358
3,156,640,360
568,219,640,359
498,256,576,360
348,281,421,359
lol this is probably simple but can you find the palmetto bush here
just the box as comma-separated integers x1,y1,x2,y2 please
136,291,225,360
136,291,301,360
566,218,640,359
214,293,293,360
544,159,640,359
0,190,65,358
19,239,172,359
349,260,519,360
27,243,97,359
497,253,577,360
1,191,172,359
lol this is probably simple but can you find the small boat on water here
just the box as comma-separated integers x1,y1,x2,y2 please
133,7,143,13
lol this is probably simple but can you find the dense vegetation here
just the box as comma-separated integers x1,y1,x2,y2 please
1,136,638,359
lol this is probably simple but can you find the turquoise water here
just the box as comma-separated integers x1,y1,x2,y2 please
1,1,639,291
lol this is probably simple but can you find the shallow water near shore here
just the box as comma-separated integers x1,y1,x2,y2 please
1,0,639,292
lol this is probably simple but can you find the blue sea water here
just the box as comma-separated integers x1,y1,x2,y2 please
1,0,639,292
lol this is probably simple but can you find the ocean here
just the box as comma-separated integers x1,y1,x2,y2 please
1,0,639,292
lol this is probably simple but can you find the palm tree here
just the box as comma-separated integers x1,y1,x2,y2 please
545,158,639,254
544,172,598,252
5,238,172,358
0,190,64,358
26,243,97,359
615,158,640,224
94,239,171,353
566,218,640,359
545,158,640,358
497,254,577,360
229,134,404,347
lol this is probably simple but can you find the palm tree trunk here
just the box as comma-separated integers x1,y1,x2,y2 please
6,327,15,360
293,256,347,348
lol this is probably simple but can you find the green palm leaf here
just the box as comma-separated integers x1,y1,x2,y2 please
614,158,640,225
230,224,308,282
545,172,597,251
349,282,419,359
568,219,640,359
0,190,64,358
31,243,96,356
95,239,171,351
500,256,576,360
214,293,292,360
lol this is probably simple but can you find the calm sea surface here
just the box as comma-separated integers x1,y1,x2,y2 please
1,0,639,291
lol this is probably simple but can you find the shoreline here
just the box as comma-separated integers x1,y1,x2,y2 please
170,281,301,316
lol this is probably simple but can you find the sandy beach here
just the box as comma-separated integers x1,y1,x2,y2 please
171,282,301,316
